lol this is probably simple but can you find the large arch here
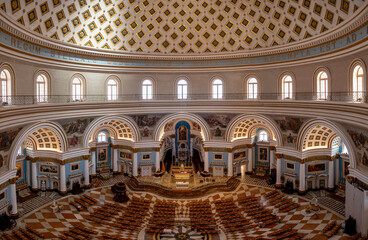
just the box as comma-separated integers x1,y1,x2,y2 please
225,114,283,146
8,121,68,170
296,118,357,168
83,115,140,147
153,113,211,142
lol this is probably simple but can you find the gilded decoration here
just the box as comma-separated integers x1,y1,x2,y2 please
0,0,365,54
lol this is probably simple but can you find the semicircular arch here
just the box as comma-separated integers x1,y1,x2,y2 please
153,113,211,142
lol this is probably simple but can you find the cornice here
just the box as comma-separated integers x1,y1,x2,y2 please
1,101,368,133
0,5,367,65
276,154,340,163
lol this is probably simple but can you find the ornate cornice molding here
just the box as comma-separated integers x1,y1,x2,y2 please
276,154,340,163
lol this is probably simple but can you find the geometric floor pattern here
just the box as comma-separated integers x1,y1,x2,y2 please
9,181,351,240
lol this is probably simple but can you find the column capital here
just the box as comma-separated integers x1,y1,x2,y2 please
89,147,97,152
83,155,90,160
269,146,277,151
275,153,283,159
9,178,18,184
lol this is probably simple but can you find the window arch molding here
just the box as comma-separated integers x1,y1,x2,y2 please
210,76,225,99
70,73,86,101
34,70,51,102
141,77,156,100
348,59,366,101
277,71,296,100
105,75,121,101
244,74,261,100
0,63,15,97
175,76,190,100
312,67,331,100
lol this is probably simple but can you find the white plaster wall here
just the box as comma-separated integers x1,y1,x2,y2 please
2,48,368,96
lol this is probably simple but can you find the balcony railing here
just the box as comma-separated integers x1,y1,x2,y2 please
0,92,367,106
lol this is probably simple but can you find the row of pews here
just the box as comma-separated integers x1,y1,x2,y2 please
146,200,178,233
214,198,253,232
88,178,102,188
187,200,218,234
84,197,150,235
238,195,279,228
70,194,97,211
264,190,300,212
2,225,46,240
267,226,304,240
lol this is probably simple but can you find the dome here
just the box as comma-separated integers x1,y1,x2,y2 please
0,0,366,54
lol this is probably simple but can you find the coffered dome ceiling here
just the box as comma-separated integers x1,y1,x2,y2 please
0,0,365,54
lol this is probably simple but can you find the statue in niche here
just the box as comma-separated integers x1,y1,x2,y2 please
178,126,187,141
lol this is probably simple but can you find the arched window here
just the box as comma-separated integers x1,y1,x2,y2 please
0,70,9,102
107,79,118,100
36,74,47,102
353,65,363,101
282,75,293,99
97,132,107,143
258,130,268,141
317,71,328,100
177,79,188,99
72,78,82,101
247,78,258,99
142,79,153,100
17,147,22,156
212,79,223,99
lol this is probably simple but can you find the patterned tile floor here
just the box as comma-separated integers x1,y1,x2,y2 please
6,174,351,240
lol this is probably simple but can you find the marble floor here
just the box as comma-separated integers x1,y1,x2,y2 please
1,175,355,240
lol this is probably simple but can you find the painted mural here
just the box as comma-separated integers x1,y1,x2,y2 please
58,118,95,149
0,127,23,171
346,126,368,167
271,116,309,148
130,114,167,139
199,114,237,139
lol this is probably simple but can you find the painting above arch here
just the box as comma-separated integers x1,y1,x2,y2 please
345,124,368,168
0,126,23,171
130,114,167,139
270,115,310,148
57,117,96,149
198,114,237,139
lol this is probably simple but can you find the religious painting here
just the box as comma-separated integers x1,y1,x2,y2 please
59,117,95,149
0,153,5,168
345,126,368,167
70,162,80,172
98,148,107,162
16,162,23,179
285,161,295,171
0,189,6,203
0,127,22,151
39,164,58,175
142,153,151,161
259,147,268,161
178,126,187,140
307,162,326,173
234,151,247,160
119,151,132,160
343,161,349,177
131,114,165,128
213,153,223,161
200,114,236,128
274,116,305,134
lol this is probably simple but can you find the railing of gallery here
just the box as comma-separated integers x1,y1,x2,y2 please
1,92,367,106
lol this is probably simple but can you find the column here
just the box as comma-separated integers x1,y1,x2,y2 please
269,147,276,172
276,157,282,187
133,152,138,176
91,151,96,176
299,162,306,193
60,164,66,193
10,182,18,216
247,148,253,173
113,148,118,173
26,160,31,186
31,162,38,190
328,160,334,189
204,151,209,172
227,152,233,177
83,159,90,185
155,151,160,172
